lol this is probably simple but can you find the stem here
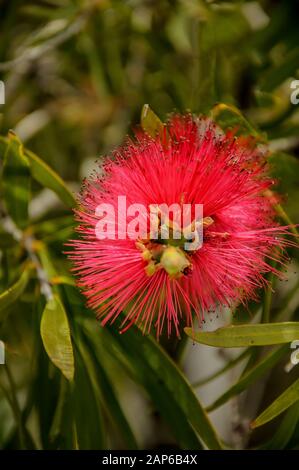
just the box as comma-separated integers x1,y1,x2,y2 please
261,269,276,324
1,214,53,301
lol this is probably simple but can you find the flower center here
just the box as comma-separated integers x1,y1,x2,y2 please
136,214,214,279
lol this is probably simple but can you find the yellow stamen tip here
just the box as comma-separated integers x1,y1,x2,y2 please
160,246,190,278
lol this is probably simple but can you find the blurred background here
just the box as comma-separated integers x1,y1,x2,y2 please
0,0,299,451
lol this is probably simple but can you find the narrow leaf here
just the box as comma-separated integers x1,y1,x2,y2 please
72,343,105,449
185,322,299,348
206,345,288,412
251,377,299,429
80,332,138,449
2,132,30,229
40,295,74,381
0,136,76,208
193,349,251,388
260,402,299,449
109,333,202,450
25,148,76,208
107,324,223,450
0,268,30,320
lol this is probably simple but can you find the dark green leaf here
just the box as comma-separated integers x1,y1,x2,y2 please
72,342,105,450
80,332,138,449
106,325,222,449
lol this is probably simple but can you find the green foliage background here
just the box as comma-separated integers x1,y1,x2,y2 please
0,0,299,450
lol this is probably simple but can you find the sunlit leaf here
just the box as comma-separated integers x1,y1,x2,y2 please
141,104,165,139
50,276,75,287
40,295,74,381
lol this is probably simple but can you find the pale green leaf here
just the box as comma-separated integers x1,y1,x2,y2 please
40,295,74,381
185,323,299,348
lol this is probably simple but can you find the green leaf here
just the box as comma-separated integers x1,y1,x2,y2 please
72,343,105,449
201,8,250,51
2,132,31,229
0,136,76,208
185,322,299,348
79,332,138,449
104,332,201,449
106,324,223,450
49,377,70,443
252,377,299,428
269,152,299,221
141,104,165,139
0,268,30,321
206,345,288,412
0,226,17,249
210,102,261,138
193,349,251,388
40,295,74,381
260,47,299,92
25,148,76,208
50,275,76,287
260,402,299,449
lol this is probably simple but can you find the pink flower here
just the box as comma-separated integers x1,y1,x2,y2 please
68,114,293,337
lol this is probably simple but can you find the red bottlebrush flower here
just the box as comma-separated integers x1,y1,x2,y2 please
68,114,293,337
